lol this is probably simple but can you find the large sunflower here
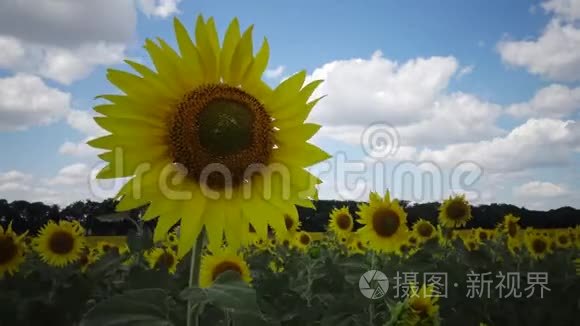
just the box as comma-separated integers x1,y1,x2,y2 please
199,248,252,288
356,191,409,253
88,16,329,258
327,206,354,238
438,194,472,228
34,220,86,267
0,223,27,278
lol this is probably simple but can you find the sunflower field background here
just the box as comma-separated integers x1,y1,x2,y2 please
0,12,579,326
1,193,579,326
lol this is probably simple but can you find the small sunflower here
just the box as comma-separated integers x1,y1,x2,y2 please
78,248,96,273
554,231,573,249
357,191,409,253
406,283,440,323
438,194,472,228
145,247,179,274
97,241,120,255
437,225,456,247
88,16,329,258
294,231,312,250
0,223,27,278
525,230,552,260
347,237,366,255
327,206,354,238
199,248,252,288
413,219,436,242
501,214,520,239
463,236,481,251
34,220,86,267
475,228,491,242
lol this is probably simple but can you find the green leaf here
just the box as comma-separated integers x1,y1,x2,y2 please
80,289,174,326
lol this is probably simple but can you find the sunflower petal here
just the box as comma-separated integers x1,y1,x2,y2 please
265,70,306,109
242,37,269,88
195,15,219,82
220,18,241,83
229,25,254,86
273,142,331,167
275,123,321,145
204,200,225,252
177,189,206,258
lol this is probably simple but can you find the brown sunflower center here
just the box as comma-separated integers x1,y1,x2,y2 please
478,231,488,241
558,235,569,245
409,236,417,245
284,215,294,231
410,299,429,317
336,213,352,230
48,231,75,254
0,235,18,264
155,252,175,269
417,223,434,238
211,261,243,281
445,200,469,221
299,234,311,245
507,222,518,237
356,241,365,251
169,84,273,190
532,238,547,254
372,207,401,238
282,239,290,247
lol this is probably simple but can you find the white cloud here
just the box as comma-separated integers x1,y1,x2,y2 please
138,0,182,18
514,181,568,198
265,65,286,79
43,163,90,186
0,0,136,46
456,65,474,79
507,84,580,118
58,109,106,157
0,74,72,131
418,118,580,173
542,0,580,22
59,139,100,158
0,36,24,66
0,170,33,184
0,183,31,192
0,0,134,85
497,20,580,81
309,51,459,126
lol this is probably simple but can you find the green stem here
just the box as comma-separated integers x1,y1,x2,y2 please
369,251,377,326
186,231,205,326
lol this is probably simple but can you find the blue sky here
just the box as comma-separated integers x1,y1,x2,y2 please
0,0,579,209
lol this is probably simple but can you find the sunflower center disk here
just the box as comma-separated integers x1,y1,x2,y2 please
0,236,17,264
48,231,75,254
169,85,273,190
300,234,310,245
212,261,243,281
156,252,175,269
418,224,433,237
372,207,401,237
532,239,547,253
445,201,468,221
336,214,352,230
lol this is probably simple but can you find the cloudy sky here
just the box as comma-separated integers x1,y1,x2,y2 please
0,0,579,210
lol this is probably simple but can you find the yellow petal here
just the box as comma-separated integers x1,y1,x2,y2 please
93,117,165,135
275,123,321,145
195,15,219,82
219,18,241,83
124,59,178,100
273,96,325,130
203,199,225,252
229,25,254,86
272,143,331,167
144,39,184,92
223,194,242,251
154,202,184,242
177,187,206,258
273,80,324,120
242,38,269,88
173,18,204,86
264,70,306,109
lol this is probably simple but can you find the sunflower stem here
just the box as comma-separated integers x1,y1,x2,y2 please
369,251,376,326
186,231,205,326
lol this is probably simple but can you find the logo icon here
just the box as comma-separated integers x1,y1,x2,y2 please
359,270,389,299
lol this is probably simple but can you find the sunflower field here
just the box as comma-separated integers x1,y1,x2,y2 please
1,14,579,326
1,192,579,326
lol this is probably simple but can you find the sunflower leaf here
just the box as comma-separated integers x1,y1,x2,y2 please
79,288,175,326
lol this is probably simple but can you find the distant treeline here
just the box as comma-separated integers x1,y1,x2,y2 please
0,198,578,236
